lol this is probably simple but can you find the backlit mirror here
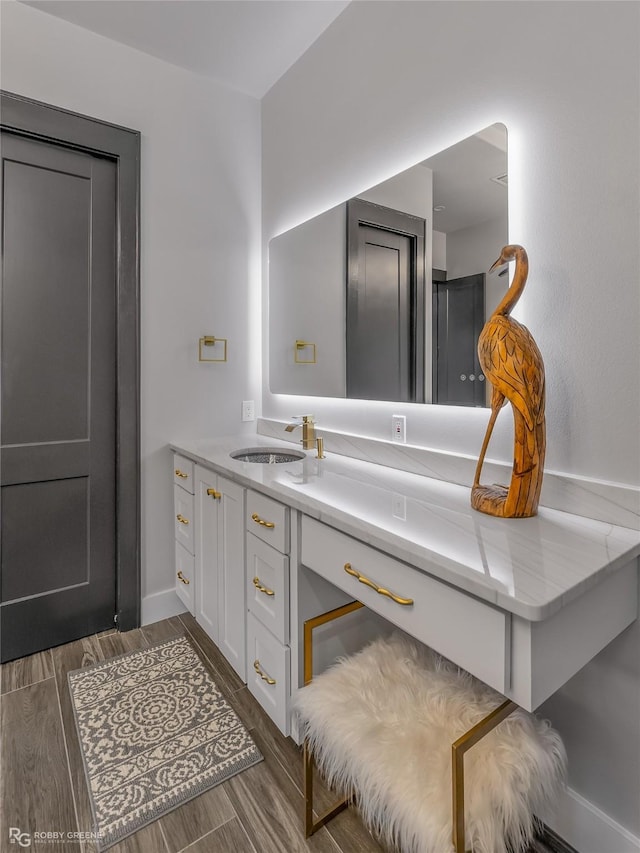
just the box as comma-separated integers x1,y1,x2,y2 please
268,123,507,406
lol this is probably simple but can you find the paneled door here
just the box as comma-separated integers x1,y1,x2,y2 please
346,198,426,403
1,131,117,661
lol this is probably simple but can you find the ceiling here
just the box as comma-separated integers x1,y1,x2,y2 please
424,124,508,235
21,0,350,98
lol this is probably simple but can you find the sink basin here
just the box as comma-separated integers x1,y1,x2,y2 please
230,447,305,464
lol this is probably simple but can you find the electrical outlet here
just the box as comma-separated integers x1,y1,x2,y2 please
242,400,255,422
392,493,407,520
392,414,406,443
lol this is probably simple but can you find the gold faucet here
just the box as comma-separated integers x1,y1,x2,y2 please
285,415,316,450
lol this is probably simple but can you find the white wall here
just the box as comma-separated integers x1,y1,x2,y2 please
432,230,446,271
262,0,640,840
262,0,640,487
269,202,347,397
1,1,262,615
446,214,507,281
446,213,508,317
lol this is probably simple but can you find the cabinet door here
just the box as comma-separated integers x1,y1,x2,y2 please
218,476,246,681
195,467,220,644
174,485,195,554
246,533,289,644
175,541,195,614
247,613,290,734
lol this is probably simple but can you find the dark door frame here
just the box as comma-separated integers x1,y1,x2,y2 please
346,197,426,403
1,90,141,631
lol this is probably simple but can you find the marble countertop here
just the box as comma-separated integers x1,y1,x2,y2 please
171,435,640,622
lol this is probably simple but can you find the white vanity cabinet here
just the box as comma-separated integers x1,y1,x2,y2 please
245,490,291,733
170,438,640,738
195,465,246,681
173,454,195,613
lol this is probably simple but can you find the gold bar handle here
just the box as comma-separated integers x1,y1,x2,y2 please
207,488,222,500
175,469,189,479
252,512,275,529
253,660,276,685
253,576,275,597
343,562,413,606
176,514,190,525
177,571,190,585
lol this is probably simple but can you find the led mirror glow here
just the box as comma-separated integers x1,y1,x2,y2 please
269,123,508,407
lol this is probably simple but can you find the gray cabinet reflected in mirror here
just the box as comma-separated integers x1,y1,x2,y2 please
268,122,507,406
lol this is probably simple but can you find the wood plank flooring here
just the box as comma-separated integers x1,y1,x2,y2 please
1,616,563,853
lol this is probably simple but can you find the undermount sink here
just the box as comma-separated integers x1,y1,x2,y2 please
230,447,305,464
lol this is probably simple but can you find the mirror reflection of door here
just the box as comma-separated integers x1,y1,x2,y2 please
346,199,425,402
432,273,486,406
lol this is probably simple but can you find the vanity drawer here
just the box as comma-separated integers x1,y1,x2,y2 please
173,454,194,494
174,485,195,554
301,517,510,694
246,533,290,645
246,490,289,554
175,541,195,614
247,613,290,734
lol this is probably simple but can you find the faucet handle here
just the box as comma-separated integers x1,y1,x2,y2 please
287,414,314,423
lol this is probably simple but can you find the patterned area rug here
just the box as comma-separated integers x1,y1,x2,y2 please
68,636,262,850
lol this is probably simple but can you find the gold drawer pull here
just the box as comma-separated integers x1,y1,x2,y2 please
207,488,222,500
177,571,190,585
252,512,275,529
253,576,275,597
175,469,189,479
343,562,413,606
253,660,276,685
176,514,190,525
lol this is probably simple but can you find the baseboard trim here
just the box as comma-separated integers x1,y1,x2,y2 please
141,588,187,626
539,824,579,853
542,786,640,853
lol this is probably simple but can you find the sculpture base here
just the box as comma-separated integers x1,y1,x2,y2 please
471,483,538,519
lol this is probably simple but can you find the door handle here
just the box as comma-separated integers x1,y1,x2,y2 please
343,562,413,606
251,513,275,529
253,576,275,597
253,660,276,685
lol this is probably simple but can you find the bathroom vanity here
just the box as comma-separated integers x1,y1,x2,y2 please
170,435,640,739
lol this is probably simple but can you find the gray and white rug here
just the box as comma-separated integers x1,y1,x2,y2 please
68,635,262,850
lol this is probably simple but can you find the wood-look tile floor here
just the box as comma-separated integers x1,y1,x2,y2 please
1,616,556,853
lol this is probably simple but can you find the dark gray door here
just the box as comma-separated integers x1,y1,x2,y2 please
346,199,426,403
433,273,486,406
348,225,412,401
1,131,117,661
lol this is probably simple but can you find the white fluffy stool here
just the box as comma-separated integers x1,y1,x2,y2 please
295,627,566,853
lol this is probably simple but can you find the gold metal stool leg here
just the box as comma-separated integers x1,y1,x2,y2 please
452,698,518,853
302,600,364,837
302,604,518,851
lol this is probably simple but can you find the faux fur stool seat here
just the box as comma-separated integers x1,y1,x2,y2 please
295,633,566,853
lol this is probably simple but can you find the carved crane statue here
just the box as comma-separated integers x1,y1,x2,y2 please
471,245,546,518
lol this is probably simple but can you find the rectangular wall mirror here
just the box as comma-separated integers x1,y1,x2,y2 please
268,122,508,406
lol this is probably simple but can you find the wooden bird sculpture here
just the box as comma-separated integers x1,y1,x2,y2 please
471,244,546,518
